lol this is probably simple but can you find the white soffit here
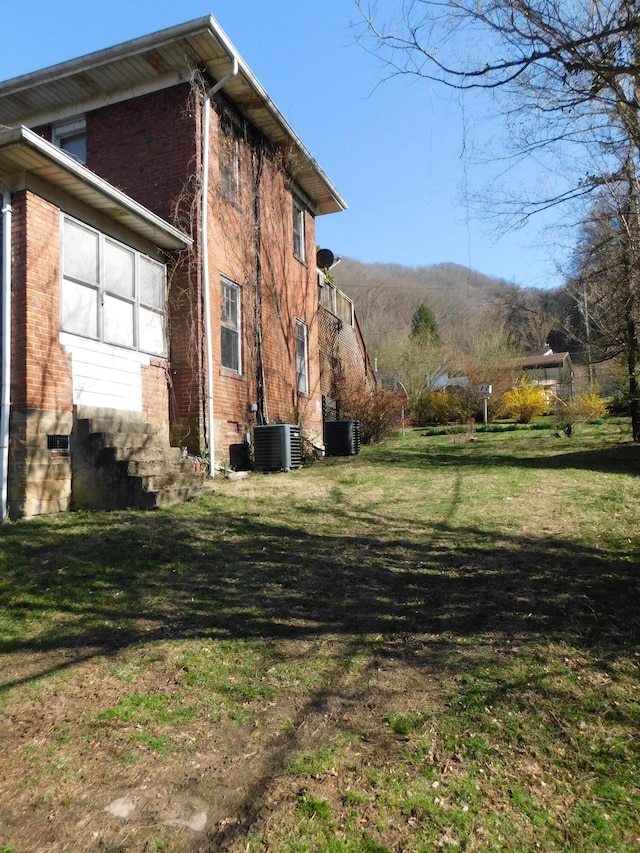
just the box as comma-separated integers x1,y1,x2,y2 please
0,15,347,215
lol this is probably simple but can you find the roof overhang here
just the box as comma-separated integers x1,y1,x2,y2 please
0,125,191,250
0,15,347,216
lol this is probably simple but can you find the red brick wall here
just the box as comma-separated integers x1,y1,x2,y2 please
11,192,73,412
205,109,324,451
35,84,327,456
87,84,198,223
142,358,170,422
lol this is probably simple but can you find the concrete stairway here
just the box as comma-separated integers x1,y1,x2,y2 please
72,408,215,510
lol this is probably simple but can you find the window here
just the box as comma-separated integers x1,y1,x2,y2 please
219,126,239,200
61,216,166,356
221,277,241,372
293,197,306,261
296,320,309,394
52,118,87,163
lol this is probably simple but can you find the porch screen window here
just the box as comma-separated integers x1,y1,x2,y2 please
221,277,241,373
293,197,305,261
61,216,166,356
295,319,309,394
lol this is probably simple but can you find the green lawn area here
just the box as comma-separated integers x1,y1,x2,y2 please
0,419,638,852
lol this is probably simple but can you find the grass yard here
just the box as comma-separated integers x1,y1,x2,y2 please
0,419,639,852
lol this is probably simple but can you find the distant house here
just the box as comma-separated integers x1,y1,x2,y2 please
0,15,366,519
522,348,573,397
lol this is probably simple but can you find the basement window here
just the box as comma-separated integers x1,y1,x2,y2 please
47,435,70,450
47,435,70,458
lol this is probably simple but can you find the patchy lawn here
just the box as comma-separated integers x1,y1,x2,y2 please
1,421,639,852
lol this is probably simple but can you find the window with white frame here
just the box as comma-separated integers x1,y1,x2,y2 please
293,197,306,261
221,277,241,372
61,216,166,355
52,117,87,163
295,319,309,394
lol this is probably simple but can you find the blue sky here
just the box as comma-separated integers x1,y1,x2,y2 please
0,1,571,289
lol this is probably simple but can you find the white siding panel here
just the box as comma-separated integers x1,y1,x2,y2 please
61,332,150,411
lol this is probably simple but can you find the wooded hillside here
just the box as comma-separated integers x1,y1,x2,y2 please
332,257,621,398
333,257,545,352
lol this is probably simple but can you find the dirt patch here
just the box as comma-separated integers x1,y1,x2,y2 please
1,634,451,852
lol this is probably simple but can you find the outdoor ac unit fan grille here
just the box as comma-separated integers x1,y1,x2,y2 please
324,420,361,457
253,424,302,471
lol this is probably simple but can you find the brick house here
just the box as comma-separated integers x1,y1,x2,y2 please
0,15,349,518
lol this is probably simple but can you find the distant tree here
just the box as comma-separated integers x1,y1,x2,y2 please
500,287,564,353
411,302,440,344
376,329,447,415
446,314,523,399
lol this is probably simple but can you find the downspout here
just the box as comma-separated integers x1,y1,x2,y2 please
201,56,239,477
0,184,11,521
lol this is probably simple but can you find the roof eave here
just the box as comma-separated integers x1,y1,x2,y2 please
0,15,347,216
0,126,191,250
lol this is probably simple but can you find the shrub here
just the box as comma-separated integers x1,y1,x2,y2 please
500,377,549,424
414,389,454,425
334,375,403,444
414,386,479,425
555,390,608,436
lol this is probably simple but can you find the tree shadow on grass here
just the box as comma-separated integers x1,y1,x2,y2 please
1,492,637,685
1,495,639,851
366,437,639,475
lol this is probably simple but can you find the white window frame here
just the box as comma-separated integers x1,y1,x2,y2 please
52,117,87,163
221,276,242,373
293,196,306,262
296,319,309,395
61,215,166,356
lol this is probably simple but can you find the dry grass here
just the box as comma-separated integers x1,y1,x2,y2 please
0,420,638,852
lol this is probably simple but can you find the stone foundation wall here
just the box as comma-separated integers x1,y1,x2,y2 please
8,409,73,519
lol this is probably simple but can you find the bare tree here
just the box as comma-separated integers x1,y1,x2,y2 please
356,0,640,438
567,168,640,439
356,2,640,203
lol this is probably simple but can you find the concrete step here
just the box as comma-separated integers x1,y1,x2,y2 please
136,470,209,492
74,410,210,511
140,479,217,509
126,456,198,477
86,418,161,436
89,431,166,451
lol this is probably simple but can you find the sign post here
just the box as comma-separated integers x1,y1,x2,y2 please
478,384,492,425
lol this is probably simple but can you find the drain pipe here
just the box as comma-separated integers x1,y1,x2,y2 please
201,56,239,477
0,183,12,521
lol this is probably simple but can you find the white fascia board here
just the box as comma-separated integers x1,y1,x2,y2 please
0,126,191,250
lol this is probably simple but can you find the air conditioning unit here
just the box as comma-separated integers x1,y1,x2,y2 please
253,424,302,471
324,420,361,457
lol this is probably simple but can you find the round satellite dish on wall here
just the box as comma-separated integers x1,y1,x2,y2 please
316,248,335,269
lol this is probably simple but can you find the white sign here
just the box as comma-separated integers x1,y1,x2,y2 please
478,384,492,396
